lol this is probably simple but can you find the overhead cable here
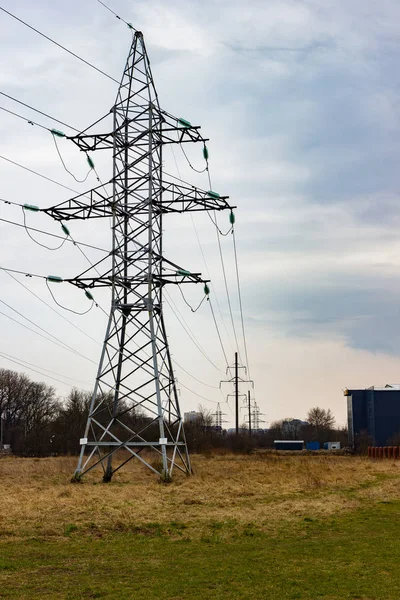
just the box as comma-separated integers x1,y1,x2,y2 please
0,308,96,364
232,228,252,380
95,0,137,30
163,290,223,373
0,350,92,386
0,215,108,253
0,297,95,363
0,91,80,132
2,269,100,345
0,6,120,86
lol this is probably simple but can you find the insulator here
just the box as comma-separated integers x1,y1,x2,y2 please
51,128,66,138
61,223,70,236
229,211,235,225
178,118,191,128
46,275,63,283
203,145,209,160
87,155,95,169
207,190,220,199
177,269,191,277
85,290,94,301
23,204,40,212
204,283,210,295
127,23,134,29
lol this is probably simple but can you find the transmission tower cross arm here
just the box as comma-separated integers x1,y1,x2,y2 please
42,180,234,221
67,110,207,153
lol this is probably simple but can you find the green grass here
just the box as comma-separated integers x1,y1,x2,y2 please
1,500,400,599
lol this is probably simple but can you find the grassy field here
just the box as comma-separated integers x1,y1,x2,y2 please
1,452,400,599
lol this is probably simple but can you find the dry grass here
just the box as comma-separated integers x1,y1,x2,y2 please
1,452,400,539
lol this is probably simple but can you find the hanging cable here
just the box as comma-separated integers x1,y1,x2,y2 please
2,269,100,345
189,212,235,357
51,134,92,183
206,161,243,364
177,284,207,313
179,142,207,173
22,207,68,251
45,279,95,316
169,145,234,364
163,290,223,373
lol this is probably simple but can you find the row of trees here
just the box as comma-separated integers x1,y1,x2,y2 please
0,367,347,456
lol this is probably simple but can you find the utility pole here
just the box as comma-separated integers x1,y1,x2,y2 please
235,352,239,433
248,390,252,436
220,353,253,434
44,31,234,482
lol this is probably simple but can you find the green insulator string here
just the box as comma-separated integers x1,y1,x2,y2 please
177,117,192,128
46,278,95,315
22,207,69,251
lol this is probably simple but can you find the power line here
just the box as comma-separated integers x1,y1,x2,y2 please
189,212,235,359
169,144,233,368
0,154,90,195
208,297,230,369
0,350,92,387
2,269,100,345
0,214,108,253
178,380,220,404
0,265,46,279
0,6,120,86
172,357,219,389
95,0,137,30
163,290,223,373
0,91,80,132
232,228,252,380
0,307,96,365
0,105,49,132
0,297,96,363
206,162,243,365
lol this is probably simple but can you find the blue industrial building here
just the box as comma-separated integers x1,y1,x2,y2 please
344,385,400,446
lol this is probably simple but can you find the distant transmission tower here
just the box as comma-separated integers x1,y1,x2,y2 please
45,32,233,481
214,402,226,430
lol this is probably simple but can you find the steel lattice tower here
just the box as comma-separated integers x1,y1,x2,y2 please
44,32,233,481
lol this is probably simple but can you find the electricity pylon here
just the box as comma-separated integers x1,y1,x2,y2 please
44,31,234,481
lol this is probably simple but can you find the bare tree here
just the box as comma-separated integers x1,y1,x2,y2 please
307,407,335,430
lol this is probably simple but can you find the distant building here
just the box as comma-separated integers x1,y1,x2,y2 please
274,440,304,451
183,411,202,424
344,385,400,446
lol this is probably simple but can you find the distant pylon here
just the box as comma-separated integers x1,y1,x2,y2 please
44,31,234,481
214,402,226,429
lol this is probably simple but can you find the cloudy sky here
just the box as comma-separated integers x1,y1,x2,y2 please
1,0,400,428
